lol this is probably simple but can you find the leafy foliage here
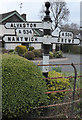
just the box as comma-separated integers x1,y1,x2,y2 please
24,51,35,60
2,54,48,118
52,66,62,72
62,45,82,54
33,49,41,57
54,50,63,58
0,48,8,54
15,45,27,56
47,70,70,103
49,51,53,58
28,46,34,51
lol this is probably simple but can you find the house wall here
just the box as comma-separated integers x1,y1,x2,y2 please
30,43,42,49
5,43,21,50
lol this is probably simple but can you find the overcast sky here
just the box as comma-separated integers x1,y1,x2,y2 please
0,0,81,26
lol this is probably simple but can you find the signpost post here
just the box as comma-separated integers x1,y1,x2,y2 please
42,2,52,77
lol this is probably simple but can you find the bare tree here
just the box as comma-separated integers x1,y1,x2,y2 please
61,23,80,36
40,0,70,30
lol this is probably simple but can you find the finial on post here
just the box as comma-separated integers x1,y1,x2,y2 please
43,2,52,22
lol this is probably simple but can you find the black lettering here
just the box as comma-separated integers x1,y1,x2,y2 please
12,37,15,41
68,39,71,43
30,30,32,34
23,24,26,28
23,30,26,34
11,24,13,27
26,30,29,34
34,24,36,27
8,37,11,41
61,38,63,42
29,37,30,41
14,24,16,28
16,37,19,41
65,33,67,36
20,37,23,41
25,37,28,41
58,39,60,42
35,38,37,41
72,40,74,43
17,24,19,28
20,24,22,27
70,33,72,36
19,30,21,34
62,33,64,36
65,39,67,43
30,23,32,27
27,23,29,27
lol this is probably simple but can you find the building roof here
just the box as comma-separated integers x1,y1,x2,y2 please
0,10,26,24
0,10,43,37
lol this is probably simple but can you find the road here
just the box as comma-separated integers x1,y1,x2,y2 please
32,54,81,72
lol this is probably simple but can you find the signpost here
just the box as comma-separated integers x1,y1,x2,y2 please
3,35,80,44
5,21,43,29
2,1,81,77
16,29,33,36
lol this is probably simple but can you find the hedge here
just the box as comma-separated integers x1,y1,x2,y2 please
47,70,70,103
2,54,48,118
28,46,34,51
49,51,53,58
33,49,41,57
15,45,27,56
24,51,35,60
54,50,63,58
62,45,82,54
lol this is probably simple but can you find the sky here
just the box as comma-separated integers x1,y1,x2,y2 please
0,0,81,26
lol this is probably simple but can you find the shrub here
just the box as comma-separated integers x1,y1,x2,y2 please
47,70,70,103
15,45,27,56
29,46,34,51
52,66,62,72
8,49,14,53
24,51,35,60
62,45,82,54
54,50,63,58
0,48,8,54
33,49,41,57
39,49,44,57
9,51,18,55
49,51,53,58
2,54,48,118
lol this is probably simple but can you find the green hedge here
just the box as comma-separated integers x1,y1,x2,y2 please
49,51,53,58
47,71,70,103
54,50,63,58
15,45,27,56
24,51,35,60
2,54,48,118
62,45,82,54
33,49,41,57
28,46,34,51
